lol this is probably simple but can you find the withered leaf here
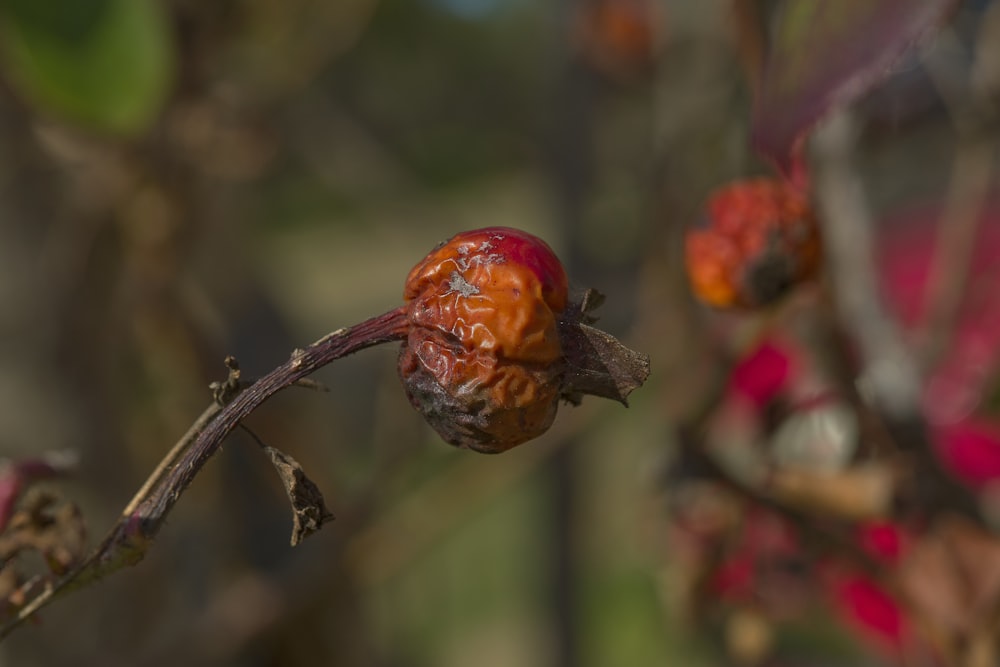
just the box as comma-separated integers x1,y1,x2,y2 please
262,446,334,546
558,315,650,406
0,489,87,622
576,288,606,321
0,450,78,533
0,491,86,573
767,465,893,521
900,518,1000,637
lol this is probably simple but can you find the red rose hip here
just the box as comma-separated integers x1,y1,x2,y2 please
399,227,569,453
686,178,821,309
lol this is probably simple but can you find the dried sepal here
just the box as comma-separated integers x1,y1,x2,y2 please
558,290,650,406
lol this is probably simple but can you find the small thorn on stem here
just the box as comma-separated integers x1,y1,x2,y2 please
210,356,244,406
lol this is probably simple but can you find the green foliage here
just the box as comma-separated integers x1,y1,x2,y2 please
0,0,175,135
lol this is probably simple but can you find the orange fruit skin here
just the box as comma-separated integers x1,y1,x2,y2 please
400,227,569,453
685,178,821,309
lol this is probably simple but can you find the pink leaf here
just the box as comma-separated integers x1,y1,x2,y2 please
710,555,755,600
728,339,795,407
857,521,907,564
0,453,76,532
876,201,1000,425
833,575,907,646
0,473,23,533
751,0,958,173
935,419,1000,488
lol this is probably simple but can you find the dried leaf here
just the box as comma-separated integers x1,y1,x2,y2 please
900,518,1000,636
0,489,87,621
0,451,78,532
768,465,893,520
558,318,650,406
556,290,650,405
262,446,334,546
725,607,774,665
0,491,86,568
577,288,606,321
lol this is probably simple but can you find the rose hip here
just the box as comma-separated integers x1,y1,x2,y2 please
399,227,569,453
685,178,821,309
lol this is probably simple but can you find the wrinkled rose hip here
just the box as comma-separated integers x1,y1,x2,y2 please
685,178,821,309
399,227,568,453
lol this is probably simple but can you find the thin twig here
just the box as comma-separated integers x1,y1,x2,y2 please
0,306,409,639
120,403,223,517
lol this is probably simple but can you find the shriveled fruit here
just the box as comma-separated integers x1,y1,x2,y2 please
399,227,569,453
686,178,821,309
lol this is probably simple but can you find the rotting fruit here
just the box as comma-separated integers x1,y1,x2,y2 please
399,227,569,453
685,178,821,309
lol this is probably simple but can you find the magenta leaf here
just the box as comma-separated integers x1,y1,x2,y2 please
934,419,1000,488
856,521,907,563
876,201,1000,426
727,339,795,407
709,555,755,599
833,575,907,646
751,0,958,173
0,452,77,533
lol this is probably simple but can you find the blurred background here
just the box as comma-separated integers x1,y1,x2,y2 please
0,0,996,665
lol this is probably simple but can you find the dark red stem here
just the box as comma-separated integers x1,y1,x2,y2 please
126,306,409,540
0,306,409,637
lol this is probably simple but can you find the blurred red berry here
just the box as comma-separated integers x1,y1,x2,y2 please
577,0,661,82
832,576,907,648
727,339,795,408
856,521,908,564
686,178,821,309
399,227,569,453
934,419,1000,488
709,555,755,600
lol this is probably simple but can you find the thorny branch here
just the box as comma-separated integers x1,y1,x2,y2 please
0,305,410,640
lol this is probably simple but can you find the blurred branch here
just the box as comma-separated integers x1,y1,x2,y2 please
730,0,766,91
674,423,963,661
0,307,409,640
811,110,983,523
677,426,881,574
918,9,1000,370
918,138,994,369
548,0,597,661
812,111,922,422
